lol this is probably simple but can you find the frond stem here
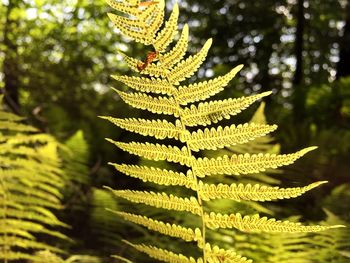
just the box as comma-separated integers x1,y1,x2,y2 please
172,92,207,263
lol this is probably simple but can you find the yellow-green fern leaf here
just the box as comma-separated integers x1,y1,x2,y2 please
138,2,160,22
144,0,165,39
204,212,345,233
159,24,189,68
0,168,64,187
168,39,213,85
181,91,272,127
0,111,24,121
108,189,201,215
107,1,164,45
186,123,278,152
0,195,61,210
106,139,194,166
111,75,177,95
205,243,252,263
176,65,243,105
107,13,153,44
4,134,55,145
193,147,317,177
100,117,182,140
2,220,68,240
198,181,328,201
123,240,203,263
0,237,64,253
111,255,133,263
106,0,142,17
153,3,179,52
111,211,202,242
109,163,196,190
115,89,180,116
0,120,38,132
118,51,170,76
1,182,61,205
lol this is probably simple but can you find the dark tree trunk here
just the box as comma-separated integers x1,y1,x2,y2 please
292,0,305,122
336,2,350,79
2,1,20,114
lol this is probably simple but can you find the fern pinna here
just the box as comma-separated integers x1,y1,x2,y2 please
102,1,343,262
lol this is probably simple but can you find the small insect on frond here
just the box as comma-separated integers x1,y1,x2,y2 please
136,51,159,71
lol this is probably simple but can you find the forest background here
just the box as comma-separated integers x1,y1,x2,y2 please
1,0,350,261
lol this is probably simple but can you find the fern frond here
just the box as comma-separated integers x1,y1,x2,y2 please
181,91,272,127
109,163,196,190
186,123,277,152
168,39,212,85
204,212,344,233
108,189,201,215
103,1,337,262
193,147,317,177
198,181,328,201
123,240,203,263
111,211,202,242
115,89,179,116
106,139,194,166
176,65,243,105
204,243,252,263
159,24,189,68
111,75,177,95
101,117,182,140
153,3,179,52
0,105,69,260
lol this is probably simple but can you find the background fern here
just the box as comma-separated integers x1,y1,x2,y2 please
0,96,68,261
102,1,343,262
